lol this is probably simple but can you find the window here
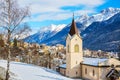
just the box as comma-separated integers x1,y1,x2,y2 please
68,45,69,52
76,71,78,75
74,44,79,52
85,68,87,74
93,70,95,76
111,64,114,68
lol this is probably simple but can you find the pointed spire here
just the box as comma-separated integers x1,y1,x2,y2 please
69,13,79,36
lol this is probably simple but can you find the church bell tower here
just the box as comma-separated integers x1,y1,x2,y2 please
66,14,83,78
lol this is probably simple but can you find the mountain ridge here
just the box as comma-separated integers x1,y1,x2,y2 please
24,7,120,52
82,13,120,51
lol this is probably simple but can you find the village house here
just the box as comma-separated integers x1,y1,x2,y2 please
59,15,120,80
56,44,64,51
83,49,111,58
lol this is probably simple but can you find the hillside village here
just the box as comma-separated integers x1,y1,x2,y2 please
0,34,119,68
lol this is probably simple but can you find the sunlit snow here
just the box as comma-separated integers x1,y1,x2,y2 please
0,60,73,80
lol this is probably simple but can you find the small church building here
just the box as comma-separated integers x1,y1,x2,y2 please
59,15,120,80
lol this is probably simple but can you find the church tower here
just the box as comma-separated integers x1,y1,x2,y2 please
66,14,83,78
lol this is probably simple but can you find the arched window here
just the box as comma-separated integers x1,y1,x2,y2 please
85,68,87,74
76,71,78,75
93,70,95,76
74,44,79,52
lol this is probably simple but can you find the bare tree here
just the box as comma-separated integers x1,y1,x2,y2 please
12,23,32,40
0,0,30,80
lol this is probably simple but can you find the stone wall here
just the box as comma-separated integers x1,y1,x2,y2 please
60,68,66,76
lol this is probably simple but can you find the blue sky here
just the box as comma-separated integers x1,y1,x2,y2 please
18,0,120,34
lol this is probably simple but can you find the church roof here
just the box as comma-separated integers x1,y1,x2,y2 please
83,58,120,67
69,15,79,36
59,58,120,69
59,58,108,69
59,64,66,69
83,58,108,66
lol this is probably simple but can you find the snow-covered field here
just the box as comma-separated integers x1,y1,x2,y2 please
0,60,74,80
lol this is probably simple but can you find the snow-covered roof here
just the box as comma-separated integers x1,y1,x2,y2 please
59,64,66,69
83,58,108,66
39,49,44,53
59,58,108,68
59,58,120,68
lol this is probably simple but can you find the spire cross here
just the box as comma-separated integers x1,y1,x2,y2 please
73,13,74,19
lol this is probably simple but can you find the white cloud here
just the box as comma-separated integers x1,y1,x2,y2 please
18,0,105,22
26,12,72,22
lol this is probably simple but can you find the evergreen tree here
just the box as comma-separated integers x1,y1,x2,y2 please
13,37,17,47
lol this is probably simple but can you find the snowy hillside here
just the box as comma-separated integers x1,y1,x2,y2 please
0,60,72,80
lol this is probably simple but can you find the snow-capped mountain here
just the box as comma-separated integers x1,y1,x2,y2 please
76,7,120,27
40,23,83,45
39,24,66,33
82,12,120,51
24,7,120,51
24,24,66,43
